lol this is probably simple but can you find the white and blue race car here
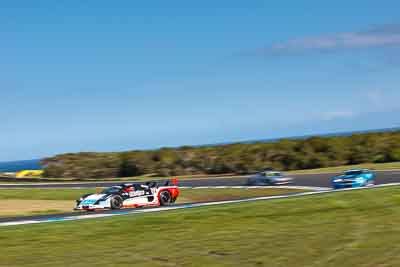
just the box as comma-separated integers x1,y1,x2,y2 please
75,181,180,211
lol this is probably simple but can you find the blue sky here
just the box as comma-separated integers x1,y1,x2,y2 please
1,1,400,161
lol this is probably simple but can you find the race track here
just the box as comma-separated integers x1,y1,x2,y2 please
0,170,399,227
1,170,399,188
1,183,399,227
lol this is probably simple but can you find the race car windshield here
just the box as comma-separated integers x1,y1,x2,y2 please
345,170,363,176
266,172,282,177
101,187,121,194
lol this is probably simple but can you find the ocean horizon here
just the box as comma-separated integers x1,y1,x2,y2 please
0,159,42,172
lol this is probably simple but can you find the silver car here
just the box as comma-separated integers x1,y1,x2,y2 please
248,171,293,186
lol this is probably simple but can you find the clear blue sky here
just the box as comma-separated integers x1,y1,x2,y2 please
1,0,400,161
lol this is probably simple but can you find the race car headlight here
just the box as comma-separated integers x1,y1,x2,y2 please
333,179,342,182
79,197,84,201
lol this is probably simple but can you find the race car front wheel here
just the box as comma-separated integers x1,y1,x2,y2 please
159,190,172,206
110,195,123,210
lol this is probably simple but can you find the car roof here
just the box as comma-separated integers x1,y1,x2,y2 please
345,169,371,172
262,171,282,174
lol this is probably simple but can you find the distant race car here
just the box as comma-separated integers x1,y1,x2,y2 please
75,180,180,211
248,171,293,186
331,169,376,189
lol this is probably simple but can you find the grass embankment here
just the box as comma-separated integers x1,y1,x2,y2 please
0,188,303,217
1,186,400,267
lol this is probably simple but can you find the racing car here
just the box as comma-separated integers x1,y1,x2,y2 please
331,169,376,189
75,180,179,211
248,171,294,186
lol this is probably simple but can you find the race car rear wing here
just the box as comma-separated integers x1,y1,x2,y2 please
163,178,179,186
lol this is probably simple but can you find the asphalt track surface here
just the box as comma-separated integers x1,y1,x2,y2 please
0,189,305,225
1,170,399,189
1,183,400,227
0,170,399,226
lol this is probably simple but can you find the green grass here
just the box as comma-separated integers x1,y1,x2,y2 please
1,186,400,267
176,188,304,203
0,188,94,200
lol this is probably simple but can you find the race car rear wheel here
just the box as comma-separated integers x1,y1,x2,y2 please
110,195,123,210
159,190,172,206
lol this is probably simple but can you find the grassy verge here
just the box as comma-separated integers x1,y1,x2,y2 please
1,186,400,267
0,188,303,218
177,188,303,203
0,188,93,201
0,200,73,217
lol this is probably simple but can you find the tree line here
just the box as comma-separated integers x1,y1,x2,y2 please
42,131,400,178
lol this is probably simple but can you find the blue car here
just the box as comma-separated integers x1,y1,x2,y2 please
331,169,376,189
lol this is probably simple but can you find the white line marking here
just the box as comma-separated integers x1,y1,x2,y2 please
0,220,44,226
